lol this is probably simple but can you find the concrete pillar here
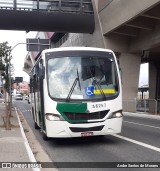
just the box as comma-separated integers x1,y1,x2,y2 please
94,0,98,11
149,62,157,99
119,53,141,112
149,62,159,114
157,66,160,114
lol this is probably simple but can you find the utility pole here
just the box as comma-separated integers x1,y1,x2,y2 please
9,41,50,113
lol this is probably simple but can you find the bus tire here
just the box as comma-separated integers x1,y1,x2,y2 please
42,133,50,141
34,122,39,129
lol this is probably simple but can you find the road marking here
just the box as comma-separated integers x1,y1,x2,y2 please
124,120,160,129
21,110,31,112
112,134,160,153
15,108,40,171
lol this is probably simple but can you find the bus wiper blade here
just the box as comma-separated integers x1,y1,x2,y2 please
66,69,81,102
77,69,81,91
92,78,106,100
88,67,106,100
66,78,78,102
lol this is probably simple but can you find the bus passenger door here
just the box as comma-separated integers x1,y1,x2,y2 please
39,61,46,131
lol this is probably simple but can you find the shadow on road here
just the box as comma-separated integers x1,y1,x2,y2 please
47,135,118,147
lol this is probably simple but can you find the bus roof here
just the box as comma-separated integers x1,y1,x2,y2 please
30,47,115,75
42,47,114,54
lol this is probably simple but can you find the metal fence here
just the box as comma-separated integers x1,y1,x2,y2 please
123,99,159,115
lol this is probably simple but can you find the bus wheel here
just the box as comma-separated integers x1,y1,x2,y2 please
42,133,50,141
34,122,39,129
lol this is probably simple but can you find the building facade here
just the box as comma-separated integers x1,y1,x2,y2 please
12,81,29,95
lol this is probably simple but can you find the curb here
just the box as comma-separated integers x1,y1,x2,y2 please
15,108,40,171
124,112,160,120
17,108,58,171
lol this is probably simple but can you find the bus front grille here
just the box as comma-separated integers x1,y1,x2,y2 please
69,125,104,132
63,110,109,121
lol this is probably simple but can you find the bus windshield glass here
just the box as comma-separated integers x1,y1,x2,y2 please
47,51,119,101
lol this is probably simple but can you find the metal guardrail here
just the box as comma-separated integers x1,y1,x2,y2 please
136,99,157,114
0,0,93,14
124,99,159,114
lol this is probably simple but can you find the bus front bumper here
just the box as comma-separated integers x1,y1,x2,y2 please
45,117,123,138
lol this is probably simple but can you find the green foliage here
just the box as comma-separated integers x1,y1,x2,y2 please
0,42,12,92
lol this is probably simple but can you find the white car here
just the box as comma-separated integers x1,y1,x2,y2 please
15,94,23,100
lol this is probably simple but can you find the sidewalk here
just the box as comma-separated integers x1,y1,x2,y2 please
124,111,160,120
0,103,40,170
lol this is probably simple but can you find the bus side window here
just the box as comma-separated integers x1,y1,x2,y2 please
117,59,122,84
35,65,40,92
30,78,33,93
39,60,45,79
33,67,37,92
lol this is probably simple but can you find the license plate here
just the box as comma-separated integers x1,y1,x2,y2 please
81,132,93,137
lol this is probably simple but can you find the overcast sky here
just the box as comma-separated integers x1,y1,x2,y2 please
0,30,37,82
139,63,148,87
0,30,148,86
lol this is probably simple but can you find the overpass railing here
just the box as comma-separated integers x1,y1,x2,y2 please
123,99,159,115
0,0,93,14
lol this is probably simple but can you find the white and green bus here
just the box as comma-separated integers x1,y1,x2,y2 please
29,47,123,140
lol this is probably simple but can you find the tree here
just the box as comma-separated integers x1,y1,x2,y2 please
0,41,13,130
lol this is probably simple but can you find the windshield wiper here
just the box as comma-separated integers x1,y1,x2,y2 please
92,78,106,100
89,67,106,100
66,69,81,102
77,69,81,91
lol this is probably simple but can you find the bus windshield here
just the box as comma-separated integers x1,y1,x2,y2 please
47,51,119,101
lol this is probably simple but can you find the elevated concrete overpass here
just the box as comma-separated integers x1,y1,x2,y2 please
0,0,95,33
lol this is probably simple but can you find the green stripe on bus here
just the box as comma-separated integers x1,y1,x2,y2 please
56,103,87,123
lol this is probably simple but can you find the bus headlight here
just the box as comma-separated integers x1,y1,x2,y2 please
46,113,61,121
107,110,123,119
112,111,123,118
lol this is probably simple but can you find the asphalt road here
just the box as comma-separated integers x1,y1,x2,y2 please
13,100,160,171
